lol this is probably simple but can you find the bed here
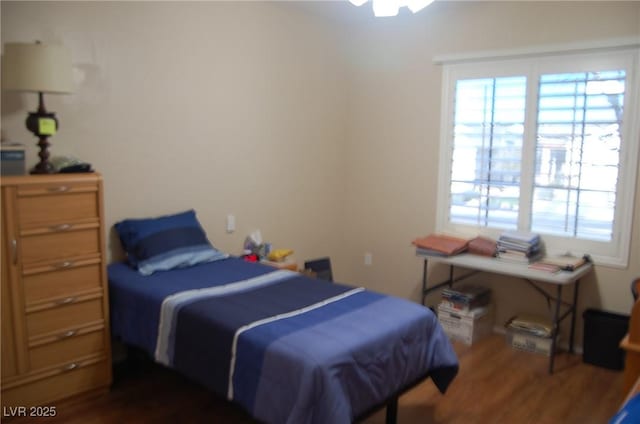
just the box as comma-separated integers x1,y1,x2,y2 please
107,210,459,423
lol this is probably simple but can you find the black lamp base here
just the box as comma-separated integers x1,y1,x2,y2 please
30,135,55,174
26,92,58,175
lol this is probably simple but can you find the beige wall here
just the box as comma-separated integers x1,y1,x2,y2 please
338,1,640,343
2,1,639,345
1,1,349,266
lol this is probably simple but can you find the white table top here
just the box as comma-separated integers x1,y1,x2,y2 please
417,252,593,285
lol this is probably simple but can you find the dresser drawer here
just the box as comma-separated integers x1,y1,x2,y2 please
20,228,101,266
17,184,99,228
29,328,106,371
2,174,110,409
26,299,104,338
23,263,103,304
1,358,110,408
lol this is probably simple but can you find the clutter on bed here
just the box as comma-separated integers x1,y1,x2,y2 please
243,229,265,259
266,248,293,262
242,230,293,264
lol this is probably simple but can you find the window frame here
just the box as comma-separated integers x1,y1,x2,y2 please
436,46,640,268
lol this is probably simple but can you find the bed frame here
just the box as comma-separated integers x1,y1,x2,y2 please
358,372,434,424
120,343,432,424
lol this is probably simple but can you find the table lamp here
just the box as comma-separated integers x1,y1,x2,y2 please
2,41,73,174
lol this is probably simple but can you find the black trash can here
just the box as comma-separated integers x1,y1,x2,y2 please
583,308,629,370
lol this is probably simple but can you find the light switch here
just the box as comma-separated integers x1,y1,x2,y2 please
226,214,235,233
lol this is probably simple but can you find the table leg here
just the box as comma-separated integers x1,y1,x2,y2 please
549,284,563,374
569,279,580,354
421,259,428,306
385,396,398,424
421,262,478,307
448,265,454,288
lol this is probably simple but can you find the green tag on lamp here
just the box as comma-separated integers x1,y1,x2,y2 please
38,118,57,136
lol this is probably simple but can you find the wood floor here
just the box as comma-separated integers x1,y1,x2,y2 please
5,334,624,424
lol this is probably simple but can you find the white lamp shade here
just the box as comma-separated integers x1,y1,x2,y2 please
2,42,73,94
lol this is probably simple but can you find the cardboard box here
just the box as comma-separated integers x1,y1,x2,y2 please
506,328,557,356
437,303,494,345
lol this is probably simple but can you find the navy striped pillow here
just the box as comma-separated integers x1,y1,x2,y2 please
115,210,227,275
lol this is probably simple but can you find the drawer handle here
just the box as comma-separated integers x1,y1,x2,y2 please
59,330,77,339
62,363,78,372
50,223,73,232
48,186,70,193
55,261,74,269
11,239,18,265
56,297,77,306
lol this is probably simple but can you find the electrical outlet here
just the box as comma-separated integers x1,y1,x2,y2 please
364,252,372,266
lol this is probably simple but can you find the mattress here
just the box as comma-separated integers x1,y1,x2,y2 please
108,257,458,423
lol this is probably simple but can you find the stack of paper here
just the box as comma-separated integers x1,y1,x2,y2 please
496,231,543,264
506,315,553,338
536,254,590,271
413,234,469,256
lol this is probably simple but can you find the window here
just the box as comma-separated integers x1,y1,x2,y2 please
437,47,639,267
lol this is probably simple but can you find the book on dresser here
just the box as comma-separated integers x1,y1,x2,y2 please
1,173,112,409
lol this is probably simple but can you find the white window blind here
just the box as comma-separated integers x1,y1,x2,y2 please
437,47,639,267
450,76,526,229
532,70,625,241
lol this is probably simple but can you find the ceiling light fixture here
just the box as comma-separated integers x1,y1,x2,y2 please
349,0,435,17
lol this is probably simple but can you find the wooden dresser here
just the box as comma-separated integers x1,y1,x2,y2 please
621,284,640,401
1,173,112,409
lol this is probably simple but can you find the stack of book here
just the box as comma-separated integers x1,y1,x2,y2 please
440,284,491,311
496,231,543,264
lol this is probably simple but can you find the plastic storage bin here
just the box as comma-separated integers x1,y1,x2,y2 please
583,308,629,370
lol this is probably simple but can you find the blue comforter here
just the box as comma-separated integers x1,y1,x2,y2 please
108,257,458,423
